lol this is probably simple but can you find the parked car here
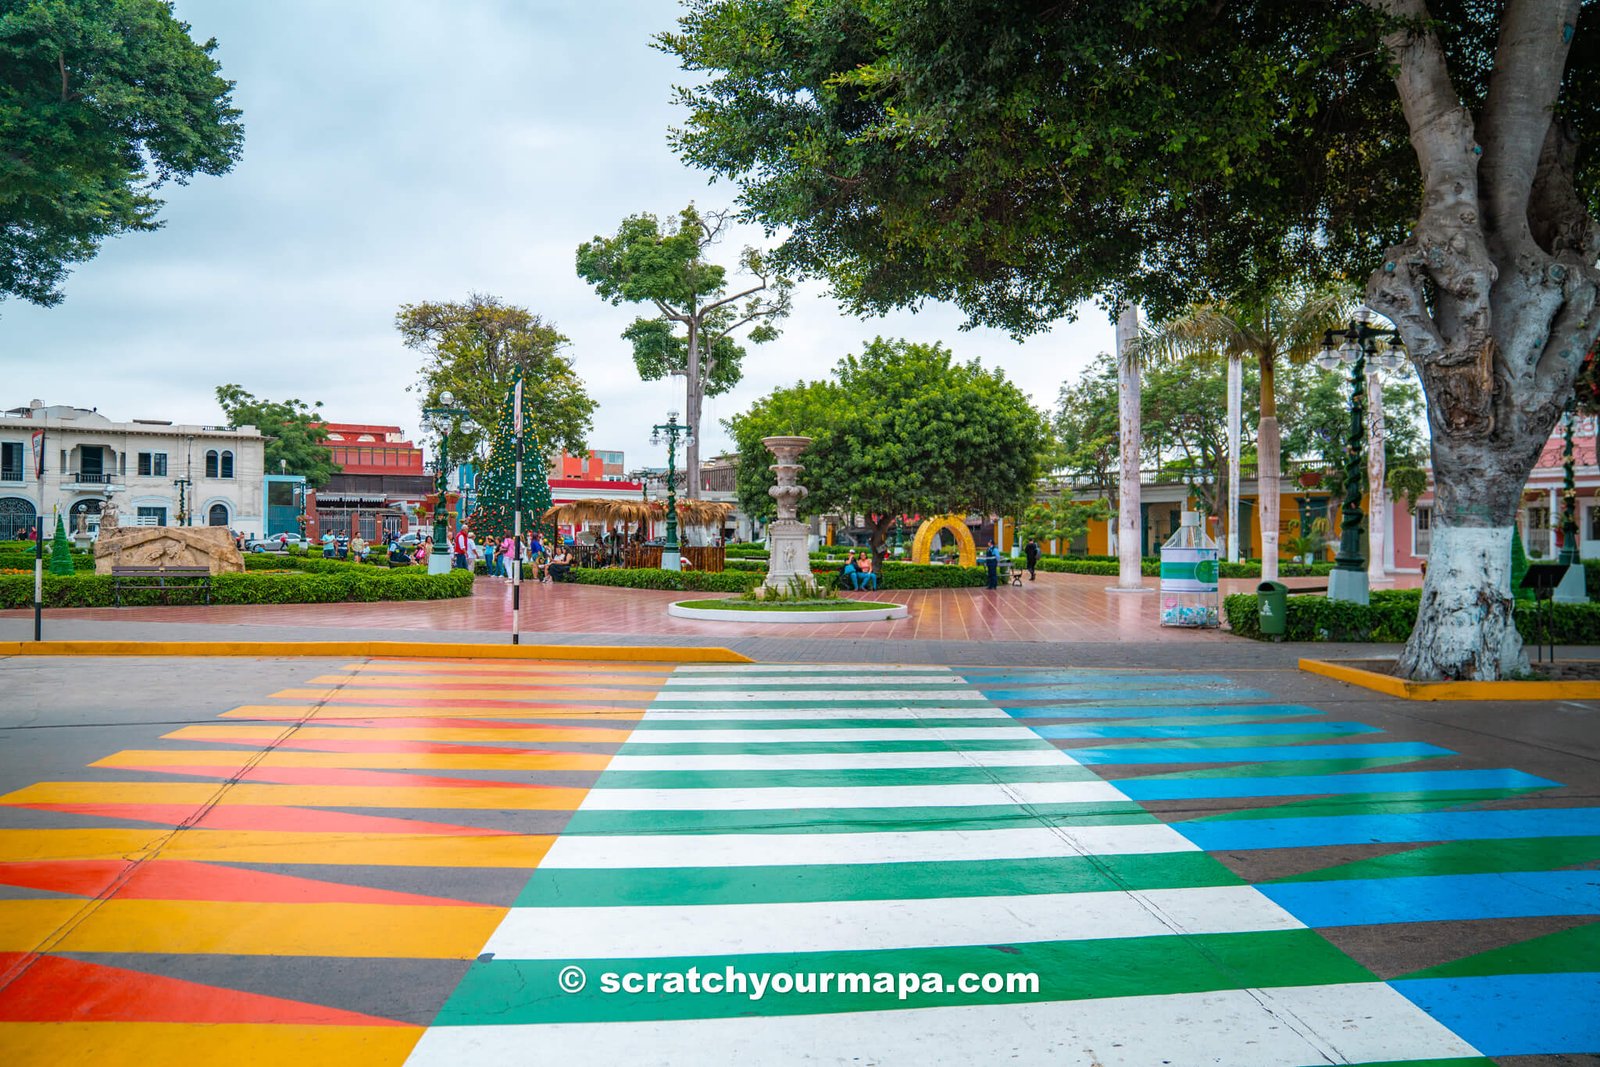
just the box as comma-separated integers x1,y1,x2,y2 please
246,533,309,553
394,531,426,547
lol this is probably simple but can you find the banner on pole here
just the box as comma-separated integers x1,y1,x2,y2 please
30,430,44,480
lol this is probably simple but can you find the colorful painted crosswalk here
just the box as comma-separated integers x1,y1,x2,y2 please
0,658,1595,1064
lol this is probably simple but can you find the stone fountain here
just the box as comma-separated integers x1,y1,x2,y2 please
762,435,813,590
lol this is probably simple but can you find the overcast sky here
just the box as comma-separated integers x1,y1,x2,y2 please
0,0,1116,468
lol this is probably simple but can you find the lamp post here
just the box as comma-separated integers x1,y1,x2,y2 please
650,412,694,571
422,391,473,575
1316,310,1407,604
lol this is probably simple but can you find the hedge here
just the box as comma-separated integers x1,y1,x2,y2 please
0,568,475,608
813,561,987,589
1223,587,1600,644
568,567,763,593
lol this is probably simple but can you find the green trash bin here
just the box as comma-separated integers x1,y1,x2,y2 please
1257,580,1289,638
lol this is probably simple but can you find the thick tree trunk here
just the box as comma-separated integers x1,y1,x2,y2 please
1367,367,1389,584
1257,416,1281,582
684,321,702,499
1227,354,1242,563
1115,305,1144,589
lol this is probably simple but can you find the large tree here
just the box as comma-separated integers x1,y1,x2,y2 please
576,205,793,497
728,338,1049,561
665,0,1600,680
395,293,595,460
214,385,340,488
1,0,244,310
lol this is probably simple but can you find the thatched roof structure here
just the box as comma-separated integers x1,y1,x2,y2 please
542,497,734,529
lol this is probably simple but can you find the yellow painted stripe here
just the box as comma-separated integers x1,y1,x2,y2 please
94,749,613,772
0,640,751,662
220,704,644,722
0,1024,422,1067
1298,657,1600,700
3,782,589,811
166,723,634,743
347,660,676,675
0,898,504,958
0,829,553,867
272,685,657,704
309,674,667,691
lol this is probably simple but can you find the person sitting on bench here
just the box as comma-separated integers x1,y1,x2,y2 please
547,545,574,583
854,554,880,590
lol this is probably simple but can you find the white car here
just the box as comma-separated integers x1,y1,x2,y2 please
247,533,309,553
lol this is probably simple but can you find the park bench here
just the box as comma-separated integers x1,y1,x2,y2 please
997,560,1023,587
110,565,212,607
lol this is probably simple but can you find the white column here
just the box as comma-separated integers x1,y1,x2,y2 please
1366,366,1389,585
1112,305,1148,592
1226,354,1242,563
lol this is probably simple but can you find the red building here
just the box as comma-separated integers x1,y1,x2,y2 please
306,422,432,539
320,423,424,474
554,449,625,482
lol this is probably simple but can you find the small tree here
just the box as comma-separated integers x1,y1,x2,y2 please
214,385,340,488
577,206,793,497
466,371,553,545
48,514,74,575
1018,497,1111,556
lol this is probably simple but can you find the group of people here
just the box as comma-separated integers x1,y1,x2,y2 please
838,551,880,590
443,528,576,583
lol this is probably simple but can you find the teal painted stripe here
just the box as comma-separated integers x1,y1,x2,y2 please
616,738,1057,755
1035,721,1379,739
1001,703,1328,720
560,801,1155,836
591,765,1100,789
1052,733,1401,751
434,929,1374,1025
515,851,1242,907
988,688,1275,705
960,671,1232,685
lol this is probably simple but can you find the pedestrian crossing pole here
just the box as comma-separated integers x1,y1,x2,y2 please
31,428,44,642
511,377,523,645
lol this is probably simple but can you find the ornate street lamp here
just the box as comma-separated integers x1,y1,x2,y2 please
650,412,694,571
1317,310,1407,604
422,390,474,575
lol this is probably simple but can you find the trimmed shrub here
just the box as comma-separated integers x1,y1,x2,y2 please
1223,587,1600,644
811,561,987,589
0,568,474,609
569,567,763,593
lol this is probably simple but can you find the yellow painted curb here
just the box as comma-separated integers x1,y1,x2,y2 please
0,640,751,663
1299,657,1600,701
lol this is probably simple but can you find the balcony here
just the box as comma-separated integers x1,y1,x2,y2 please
66,471,119,489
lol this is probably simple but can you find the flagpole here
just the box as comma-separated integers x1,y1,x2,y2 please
511,376,523,646
32,428,45,641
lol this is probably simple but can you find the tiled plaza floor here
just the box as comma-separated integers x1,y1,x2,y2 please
0,656,1592,1064
0,571,1421,644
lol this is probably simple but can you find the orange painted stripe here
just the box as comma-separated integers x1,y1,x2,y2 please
2,782,589,811
350,659,674,675
89,763,570,790
13,803,513,837
0,1021,424,1066
220,704,644,722
0,829,553,868
96,749,611,772
271,686,658,705
0,860,486,908
167,723,634,743
316,674,670,690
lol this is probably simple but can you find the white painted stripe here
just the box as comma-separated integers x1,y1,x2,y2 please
650,690,988,702
626,727,1042,744
606,750,1079,771
663,675,970,685
405,983,1482,1066
672,665,954,674
640,708,1013,721
541,825,1195,869
582,780,1126,811
487,885,1301,959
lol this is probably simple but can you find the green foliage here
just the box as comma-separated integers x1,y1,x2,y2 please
214,385,341,487
740,575,837,602
728,338,1049,557
724,558,768,572
1018,496,1109,549
1277,360,1428,500
47,515,74,575
569,567,761,593
466,369,554,543
0,0,244,309
1050,355,1121,495
575,206,792,399
1224,588,1600,645
0,568,473,608
810,561,986,589
395,293,595,458
1511,526,1532,601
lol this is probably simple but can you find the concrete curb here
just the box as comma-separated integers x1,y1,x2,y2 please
668,602,909,624
0,640,752,663
1299,656,1600,700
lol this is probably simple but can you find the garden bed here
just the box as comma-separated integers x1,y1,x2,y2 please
668,598,908,623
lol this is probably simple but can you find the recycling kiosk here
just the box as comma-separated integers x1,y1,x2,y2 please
1158,512,1220,627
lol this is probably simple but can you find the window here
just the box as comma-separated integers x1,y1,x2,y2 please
136,506,167,526
0,496,37,539
205,450,219,478
1588,505,1600,542
136,452,168,477
208,503,229,526
220,451,234,479
1415,506,1432,557
1,442,22,482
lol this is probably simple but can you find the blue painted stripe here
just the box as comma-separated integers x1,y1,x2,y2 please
962,672,1234,685
1000,703,1328,720
1064,742,1452,764
1177,808,1600,851
1120,768,1559,801
1392,973,1600,1056
1260,871,1600,927
1032,721,1380,740
987,688,1277,706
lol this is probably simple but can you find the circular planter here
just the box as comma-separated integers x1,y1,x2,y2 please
669,599,908,624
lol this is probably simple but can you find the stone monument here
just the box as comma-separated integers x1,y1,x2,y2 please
94,525,245,575
762,436,813,591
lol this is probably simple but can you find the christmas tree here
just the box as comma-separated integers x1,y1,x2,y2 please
48,513,75,575
466,370,554,543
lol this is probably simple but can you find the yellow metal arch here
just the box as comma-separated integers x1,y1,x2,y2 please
911,515,976,566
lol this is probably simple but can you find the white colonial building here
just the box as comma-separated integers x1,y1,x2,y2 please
0,401,266,540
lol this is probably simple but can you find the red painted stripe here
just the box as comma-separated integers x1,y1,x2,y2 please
269,738,559,756
0,952,409,1025
106,763,557,790
298,692,650,709
0,859,487,908
16,803,513,836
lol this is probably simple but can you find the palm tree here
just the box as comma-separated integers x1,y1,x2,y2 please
1141,285,1351,582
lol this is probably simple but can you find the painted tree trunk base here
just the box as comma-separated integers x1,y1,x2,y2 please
1396,526,1527,681
1258,417,1281,584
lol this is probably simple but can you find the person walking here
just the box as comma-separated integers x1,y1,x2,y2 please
981,540,1000,590
1025,537,1041,581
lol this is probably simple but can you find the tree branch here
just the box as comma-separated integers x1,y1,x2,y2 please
699,281,769,315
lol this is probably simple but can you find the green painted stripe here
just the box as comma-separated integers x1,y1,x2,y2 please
1398,921,1600,980
618,739,1056,756
591,765,1100,789
1189,788,1552,822
1315,1060,1495,1067
1269,836,1600,883
514,852,1242,907
561,801,1155,836
435,929,1374,1025
1136,756,1444,779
